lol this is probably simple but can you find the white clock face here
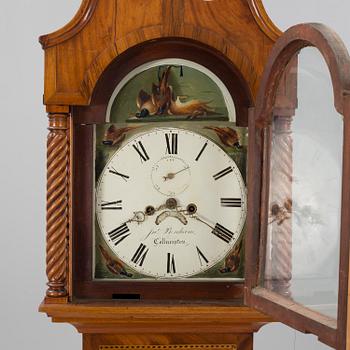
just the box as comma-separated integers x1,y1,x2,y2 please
96,127,246,279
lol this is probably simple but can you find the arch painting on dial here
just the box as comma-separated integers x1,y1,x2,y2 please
93,123,247,281
106,59,236,123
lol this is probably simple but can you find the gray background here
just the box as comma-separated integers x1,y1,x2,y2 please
0,1,348,349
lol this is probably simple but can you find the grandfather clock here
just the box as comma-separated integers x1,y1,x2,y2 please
39,1,350,349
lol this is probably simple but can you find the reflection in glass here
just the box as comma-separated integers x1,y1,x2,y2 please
263,47,343,320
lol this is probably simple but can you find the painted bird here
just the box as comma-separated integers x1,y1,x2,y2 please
220,241,243,274
136,90,158,116
102,125,136,147
136,65,214,119
168,95,214,119
152,65,172,114
136,66,172,117
99,245,132,277
204,126,242,149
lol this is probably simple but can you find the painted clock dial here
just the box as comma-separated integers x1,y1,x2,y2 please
96,127,246,279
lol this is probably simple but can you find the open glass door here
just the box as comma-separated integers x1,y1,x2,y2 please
245,23,350,349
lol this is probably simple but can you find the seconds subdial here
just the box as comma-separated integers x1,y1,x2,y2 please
151,156,191,196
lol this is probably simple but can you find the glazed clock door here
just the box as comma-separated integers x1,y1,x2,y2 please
245,24,350,349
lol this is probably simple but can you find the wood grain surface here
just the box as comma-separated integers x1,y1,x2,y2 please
39,301,271,334
39,0,280,106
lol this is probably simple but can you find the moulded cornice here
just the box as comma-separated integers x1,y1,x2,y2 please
39,0,281,107
247,0,282,41
39,0,98,49
39,301,273,334
39,0,281,50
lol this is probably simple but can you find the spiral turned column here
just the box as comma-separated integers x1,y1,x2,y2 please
268,115,293,297
46,113,69,298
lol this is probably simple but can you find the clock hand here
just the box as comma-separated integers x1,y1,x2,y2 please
163,166,190,181
190,215,214,230
182,203,215,230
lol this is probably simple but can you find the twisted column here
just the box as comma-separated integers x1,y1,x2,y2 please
46,113,69,298
267,115,293,297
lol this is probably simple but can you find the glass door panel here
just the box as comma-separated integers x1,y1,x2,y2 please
262,47,343,321
245,23,350,349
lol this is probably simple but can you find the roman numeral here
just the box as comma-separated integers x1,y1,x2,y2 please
109,167,129,181
213,166,233,181
195,142,208,161
221,198,242,207
165,133,178,154
212,223,235,243
108,223,130,246
196,246,209,266
167,253,176,274
131,243,149,266
133,141,149,162
101,200,122,210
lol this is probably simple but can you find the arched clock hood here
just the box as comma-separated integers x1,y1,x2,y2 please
39,0,281,107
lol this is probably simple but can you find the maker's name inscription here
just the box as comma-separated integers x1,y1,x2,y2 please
144,227,195,246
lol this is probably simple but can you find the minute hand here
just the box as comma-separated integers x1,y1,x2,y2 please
183,210,215,230
188,214,234,243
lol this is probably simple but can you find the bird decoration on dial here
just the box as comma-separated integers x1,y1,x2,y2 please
108,61,234,124
102,125,138,147
136,66,215,119
98,244,133,277
204,126,242,149
95,126,247,280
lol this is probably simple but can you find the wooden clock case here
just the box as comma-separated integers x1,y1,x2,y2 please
39,1,350,349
